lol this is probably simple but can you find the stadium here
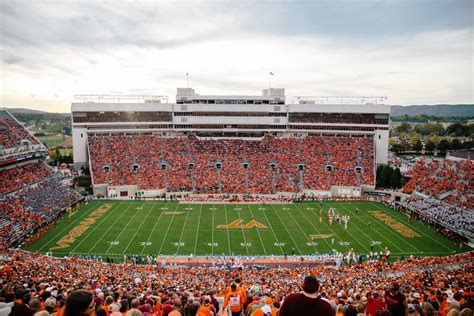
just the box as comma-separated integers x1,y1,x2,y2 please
1,85,472,316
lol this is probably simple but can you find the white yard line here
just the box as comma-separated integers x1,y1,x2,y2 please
371,202,454,252
70,201,129,254
259,205,285,254
234,205,250,255
298,202,369,253
37,201,100,252
139,204,168,255
246,204,268,256
337,202,407,253
294,203,336,249
211,204,215,255
283,205,320,253
175,205,191,254
157,203,181,255
121,203,158,255
94,202,144,254
223,204,233,255
269,204,303,255
193,204,203,255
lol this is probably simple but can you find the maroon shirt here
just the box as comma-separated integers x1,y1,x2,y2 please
366,297,386,316
279,293,335,316
385,290,407,316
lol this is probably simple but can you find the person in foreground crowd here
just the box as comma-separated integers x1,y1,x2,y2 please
279,275,335,316
64,290,96,316
0,250,473,316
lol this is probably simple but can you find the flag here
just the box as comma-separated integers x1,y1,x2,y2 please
269,72,274,76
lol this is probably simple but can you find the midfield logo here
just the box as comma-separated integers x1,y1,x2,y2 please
217,220,268,229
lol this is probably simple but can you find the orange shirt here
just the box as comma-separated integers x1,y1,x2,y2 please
224,290,244,312
197,305,212,316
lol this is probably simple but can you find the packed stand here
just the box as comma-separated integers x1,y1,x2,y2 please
0,162,53,194
404,159,473,209
88,135,375,194
0,176,81,248
405,196,474,237
0,250,472,316
0,110,38,149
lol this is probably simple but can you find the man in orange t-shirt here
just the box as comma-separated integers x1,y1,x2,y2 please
223,284,244,316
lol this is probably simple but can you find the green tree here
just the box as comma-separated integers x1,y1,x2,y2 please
395,122,412,135
428,134,440,146
376,164,388,187
390,143,404,154
412,138,423,151
437,139,450,152
389,167,402,188
425,140,435,152
446,123,466,137
450,139,462,150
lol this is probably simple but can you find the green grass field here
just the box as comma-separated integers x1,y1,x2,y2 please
25,200,464,260
37,135,66,147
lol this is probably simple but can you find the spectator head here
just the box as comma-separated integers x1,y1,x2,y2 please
130,299,139,309
389,283,400,294
64,290,95,316
109,303,121,312
345,305,358,316
119,299,129,313
125,309,142,316
104,296,114,306
356,303,365,314
460,309,473,316
44,297,57,311
29,298,41,312
423,302,436,316
448,310,461,316
302,275,320,295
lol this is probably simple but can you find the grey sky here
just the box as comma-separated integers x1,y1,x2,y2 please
1,0,472,112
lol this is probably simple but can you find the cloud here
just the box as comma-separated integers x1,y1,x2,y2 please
0,0,472,112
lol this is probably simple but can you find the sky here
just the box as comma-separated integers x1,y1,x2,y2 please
0,0,473,113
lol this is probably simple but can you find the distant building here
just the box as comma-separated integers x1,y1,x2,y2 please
446,149,473,162
71,88,390,168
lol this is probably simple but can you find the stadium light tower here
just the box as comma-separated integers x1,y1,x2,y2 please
297,163,305,193
160,161,169,192
188,162,196,192
103,165,111,198
242,161,250,195
214,160,223,194
132,163,140,192
269,161,278,194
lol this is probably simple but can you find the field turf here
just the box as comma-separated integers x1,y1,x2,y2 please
25,200,464,260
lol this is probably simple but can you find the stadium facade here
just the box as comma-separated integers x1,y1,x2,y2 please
71,88,390,196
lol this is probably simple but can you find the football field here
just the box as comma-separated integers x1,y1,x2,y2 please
25,200,464,260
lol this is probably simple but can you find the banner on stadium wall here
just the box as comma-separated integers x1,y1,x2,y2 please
331,186,361,197
138,189,166,198
303,190,332,197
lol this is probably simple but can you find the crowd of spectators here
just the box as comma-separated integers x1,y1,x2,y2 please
0,250,472,316
0,163,53,194
0,175,81,249
0,110,38,149
403,160,473,210
404,196,474,238
88,135,375,194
